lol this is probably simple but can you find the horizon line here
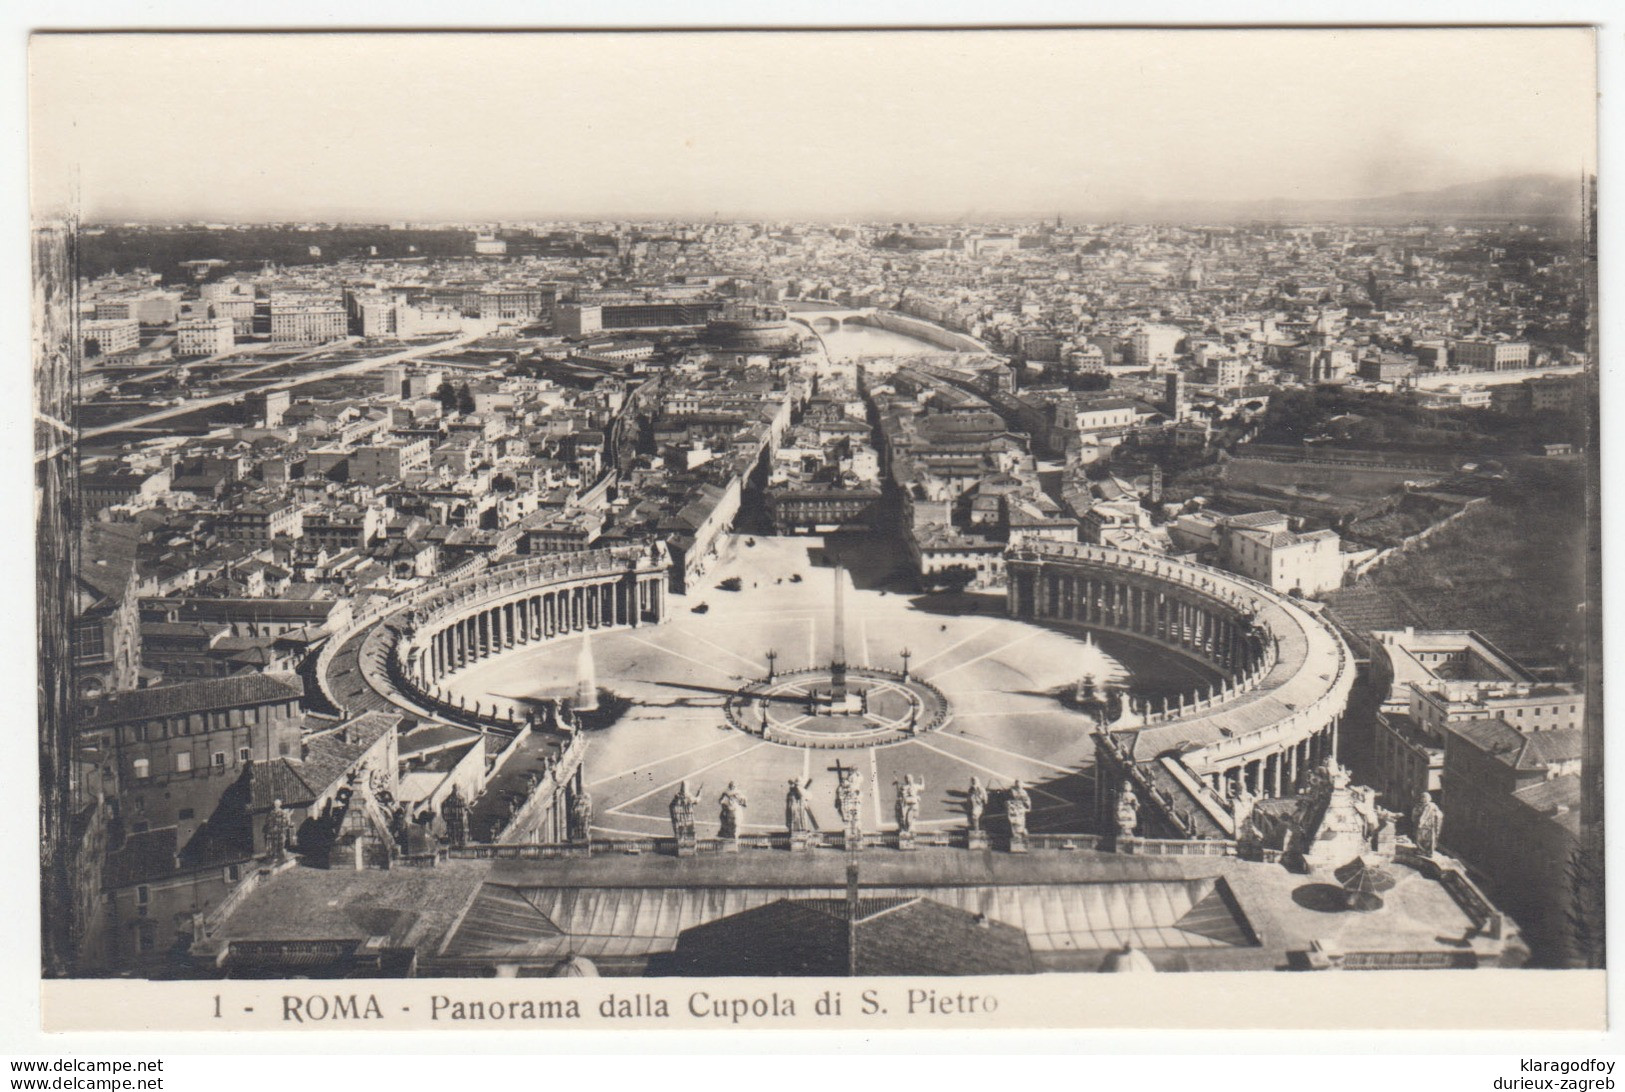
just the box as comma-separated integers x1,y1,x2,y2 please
64,170,1590,228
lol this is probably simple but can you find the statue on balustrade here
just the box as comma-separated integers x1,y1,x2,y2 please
570,788,594,842
1326,757,1351,791
1350,784,1382,845
894,775,924,836
1116,780,1140,838
717,782,748,841
1412,791,1444,857
388,803,411,855
442,786,469,848
1006,780,1033,840
785,777,814,837
836,769,864,831
263,799,294,865
669,781,697,840
965,776,987,831
1230,781,1257,835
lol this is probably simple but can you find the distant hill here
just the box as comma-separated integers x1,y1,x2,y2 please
1284,174,1581,222
1117,174,1582,225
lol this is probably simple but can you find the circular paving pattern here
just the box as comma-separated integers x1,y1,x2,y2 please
723,666,950,748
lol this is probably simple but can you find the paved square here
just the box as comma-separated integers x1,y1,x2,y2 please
445,535,1221,839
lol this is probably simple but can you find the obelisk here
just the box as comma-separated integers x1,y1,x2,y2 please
830,563,848,700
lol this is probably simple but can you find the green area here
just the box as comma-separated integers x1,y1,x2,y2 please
1339,491,1481,549
1258,385,1584,454
79,227,476,283
1028,363,1111,392
1325,457,1590,674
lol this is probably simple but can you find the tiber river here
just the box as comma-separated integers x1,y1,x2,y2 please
812,322,966,360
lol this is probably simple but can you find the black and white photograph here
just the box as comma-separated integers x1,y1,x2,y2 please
24,23,1605,1035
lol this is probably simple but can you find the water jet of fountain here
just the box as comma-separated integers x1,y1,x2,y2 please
574,633,599,713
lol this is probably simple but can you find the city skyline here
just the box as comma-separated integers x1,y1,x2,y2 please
30,29,1596,223
59,170,1593,228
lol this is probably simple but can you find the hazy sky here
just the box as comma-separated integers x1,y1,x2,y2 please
30,29,1597,222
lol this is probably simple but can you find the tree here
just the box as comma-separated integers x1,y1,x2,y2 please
435,378,457,412
926,565,978,594
456,382,476,416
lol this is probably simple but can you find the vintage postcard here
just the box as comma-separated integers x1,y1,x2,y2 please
27,27,1603,1033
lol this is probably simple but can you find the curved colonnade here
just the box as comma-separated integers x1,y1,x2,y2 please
1004,543,1355,836
320,546,671,730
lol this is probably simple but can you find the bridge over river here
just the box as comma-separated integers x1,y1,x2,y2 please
783,303,992,356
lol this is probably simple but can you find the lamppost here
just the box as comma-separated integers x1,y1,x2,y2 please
899,647,912,682
765,648,778,683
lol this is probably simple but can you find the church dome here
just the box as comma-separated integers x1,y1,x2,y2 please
548,954,600,978
1099,945,1157,973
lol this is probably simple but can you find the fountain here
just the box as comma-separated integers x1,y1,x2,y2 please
574,632,599,713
